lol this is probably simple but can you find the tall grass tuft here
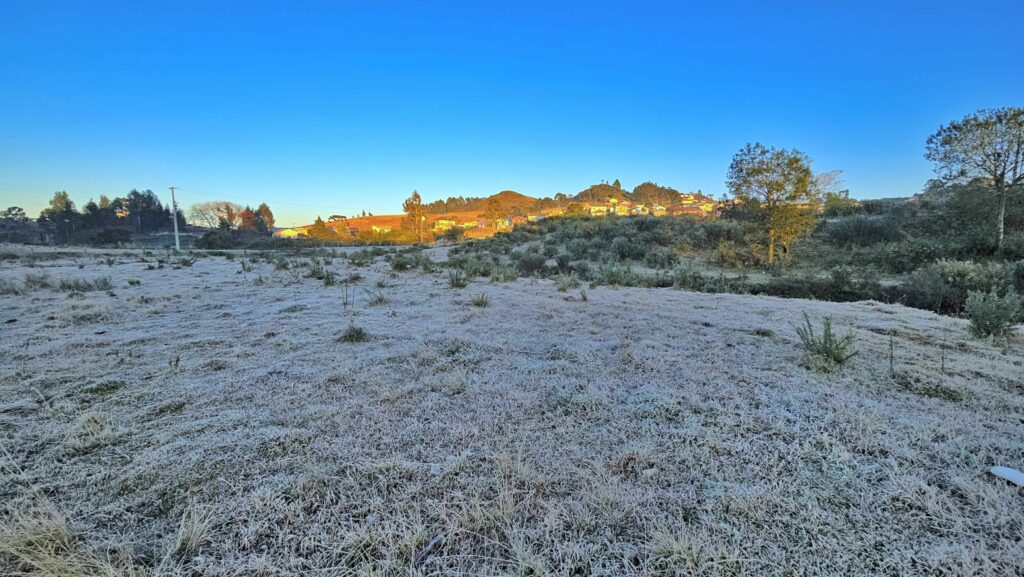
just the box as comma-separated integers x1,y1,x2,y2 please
448,269,469,289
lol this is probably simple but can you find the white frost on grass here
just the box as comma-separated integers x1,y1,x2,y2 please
0,244,1022,576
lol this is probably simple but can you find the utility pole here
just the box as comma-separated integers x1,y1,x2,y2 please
169,186,181,251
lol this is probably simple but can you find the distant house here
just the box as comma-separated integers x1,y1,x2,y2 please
459,221,478,229
614,204,630,216
588,205,609,216
275,227,306,238
371,225,392,234
495,218,512,229
510,216,528,226
527,214,547,222
432,219,456,232
651,204,667,216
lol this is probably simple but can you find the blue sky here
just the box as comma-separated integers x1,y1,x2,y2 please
1,1,1022,226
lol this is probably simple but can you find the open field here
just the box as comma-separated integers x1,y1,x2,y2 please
1,245,1023,576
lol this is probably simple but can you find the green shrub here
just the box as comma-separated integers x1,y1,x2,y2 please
643,246,679,269
489,265,519,283
901,260,1011,314
391,253,413,271
339,324,369,343
515,252,547,275
555,272,581,292
964,289,1021,337
794,312,857,371
470,293,490,307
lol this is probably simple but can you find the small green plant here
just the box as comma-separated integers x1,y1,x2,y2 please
555,272,581,292
794,312,857,371
580,289,588,301
127,279,141,286
391,254,413,271
470,293,490,307
364,287,388,306
489,265,519,283
339,323,369,343
322,270,336,286
103,256,117,267
448,269,469,289
306,258,326,280
964,288,1021,337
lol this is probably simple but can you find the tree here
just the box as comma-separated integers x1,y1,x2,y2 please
926,108,1024,251
482,197,504,224
39,191,79,243
124,189,167,232
256,203,275,230
190,201,244,230
727,143,818,263
307,216,337,241
1,206,28,222
402,190,426,241
239,206,260,231
565,203,586,216
632,181,681,206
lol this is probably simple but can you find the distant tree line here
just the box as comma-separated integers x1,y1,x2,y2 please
24,189,187,245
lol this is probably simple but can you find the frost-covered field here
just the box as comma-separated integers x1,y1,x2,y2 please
1,245,1023,576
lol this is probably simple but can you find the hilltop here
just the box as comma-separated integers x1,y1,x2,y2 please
275,183,717,241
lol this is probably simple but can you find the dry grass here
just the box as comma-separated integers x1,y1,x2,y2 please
0,244,1022,576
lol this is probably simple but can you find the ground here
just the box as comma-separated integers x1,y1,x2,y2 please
0,245,1022,576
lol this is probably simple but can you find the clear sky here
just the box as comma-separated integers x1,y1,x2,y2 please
1,1,1022,227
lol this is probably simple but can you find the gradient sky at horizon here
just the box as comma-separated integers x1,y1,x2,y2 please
2,1,1022,226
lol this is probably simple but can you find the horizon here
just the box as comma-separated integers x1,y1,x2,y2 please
2,1,1023,227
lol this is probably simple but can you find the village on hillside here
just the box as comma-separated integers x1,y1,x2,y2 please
274,184,720,241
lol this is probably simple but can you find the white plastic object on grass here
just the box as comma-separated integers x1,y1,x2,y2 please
991,466,1024,486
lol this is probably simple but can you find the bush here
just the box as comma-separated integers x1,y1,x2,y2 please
90,228,132,246
555,272,581,292
515,252,547,275
470,293,490,307
794,312,857,371
964,289,1021,337
643,246,679,269
339,324,369,343
901,260,1011,314
824,215,902,247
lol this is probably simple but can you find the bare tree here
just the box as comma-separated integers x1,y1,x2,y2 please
189,201,245,230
